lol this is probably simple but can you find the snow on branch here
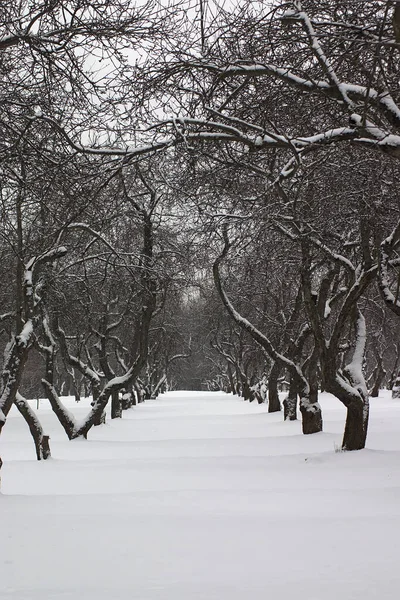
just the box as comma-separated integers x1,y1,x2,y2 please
295,2,355,109
32,112,359,162
343,309,368,399
378,218,400,316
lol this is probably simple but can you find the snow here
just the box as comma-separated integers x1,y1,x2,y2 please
1,390,400,600
16,319,33,346
344,310,368,397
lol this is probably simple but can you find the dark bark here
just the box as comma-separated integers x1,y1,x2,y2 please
240,373,254,402
121,391,134,410
74,385,81,403
301,239,372,449
42,379,76,439
283,377,297,420
301,348,323,434
14,393,51,460
392,373,400,398
300,400,323,435
133,381,142,404
255,392,264,404
1,247,67,467
227,364,235,394
367,344,386,398
54,322,106,426
267,362,281,413
325,373,369,451
96,311,124,418
0,334,32,434
93,410,106,425
91,383,106,425
370,359,386,398
111,389,122,419
389,346,400,390
342,399,369,451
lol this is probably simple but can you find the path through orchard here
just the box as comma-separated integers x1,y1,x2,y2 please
1,390,400,599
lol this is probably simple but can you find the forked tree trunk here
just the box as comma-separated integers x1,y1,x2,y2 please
42,379,77,439
1,247,67,466
0,326,33,469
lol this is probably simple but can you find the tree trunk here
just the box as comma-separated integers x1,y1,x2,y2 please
369,353,386,398
241,375,254,402
392,372,400,398
283,377,297,420
227,364,235,394
91,386,106,425
93,410,106,425
342,397,369,451
370,368,385,397
111,389,122,419
14,393,51,460
325,367,370,451
300,399,323,434
151,373,167,399
134,380,144,403
74,388,81,403
42,379,76,439
233,365,241,396
267,362,281,413
131,384,138,405
300,356,323,434
121,391,134,410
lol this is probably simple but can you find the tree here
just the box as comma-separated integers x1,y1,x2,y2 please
213,224,323,435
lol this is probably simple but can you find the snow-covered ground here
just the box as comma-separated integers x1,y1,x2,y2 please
1,390,400,600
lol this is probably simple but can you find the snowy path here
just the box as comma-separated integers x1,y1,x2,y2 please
1,391,400,599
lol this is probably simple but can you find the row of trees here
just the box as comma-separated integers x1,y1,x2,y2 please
2,1,400,471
